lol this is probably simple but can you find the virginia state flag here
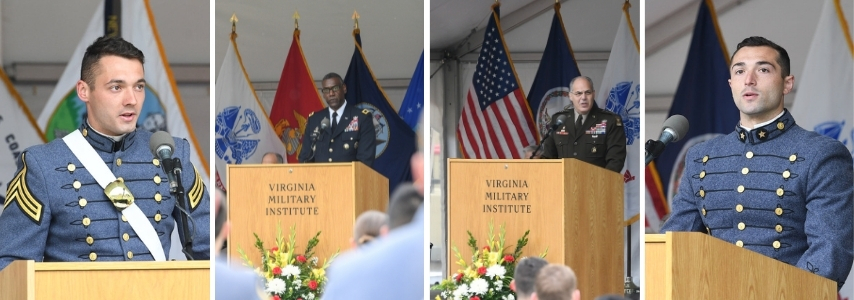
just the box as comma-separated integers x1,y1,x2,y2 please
269,28,325,163
527,2,581,138
399,52,424,130
215,32,288,187
37,0,208,184
0,68,46,213
344,29,417,194
646,0,739,231
789,0,854,297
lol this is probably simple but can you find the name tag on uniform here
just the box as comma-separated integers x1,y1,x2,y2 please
585,120,607,135
557,127,568,135
345,117,359,132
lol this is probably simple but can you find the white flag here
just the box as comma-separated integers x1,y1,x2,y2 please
214,33,287,188
595,2,641,280
37,0,208,185
0,69,45,212
790,0,854,297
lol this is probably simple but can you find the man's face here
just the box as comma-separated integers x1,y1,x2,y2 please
261,153,279,164
77,55,145,136
321,77,347,111
728,46,793,125
569,79,594,115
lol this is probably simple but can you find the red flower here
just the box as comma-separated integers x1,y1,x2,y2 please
296,255,307,263
308,280,318,290
297,298,303,300
482,246,490,252
272,266,282,275
455,273,464,282
477,266,487,276
271,246,279,253
504,255,514,263
272,296,281,300
471,296,481,300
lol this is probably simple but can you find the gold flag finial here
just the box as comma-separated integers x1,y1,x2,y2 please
293,10,300,29
352,10,360,29
230,13,238,33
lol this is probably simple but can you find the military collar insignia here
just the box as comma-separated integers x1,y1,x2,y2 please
734,109,794,145
79,121,138,153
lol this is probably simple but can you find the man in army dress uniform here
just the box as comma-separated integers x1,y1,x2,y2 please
662,36,853,288
298,72,376,167
0,37,210,270
541,76,627,173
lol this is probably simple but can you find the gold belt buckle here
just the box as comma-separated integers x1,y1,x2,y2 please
105,180,135,210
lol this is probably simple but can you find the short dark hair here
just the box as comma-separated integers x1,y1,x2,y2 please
731,36,790,77
80,36,145,88
513,256,548,297
322,72,344,84
387,184,422,230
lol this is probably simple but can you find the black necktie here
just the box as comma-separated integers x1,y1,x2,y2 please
576,114,583,130
331,112,339,133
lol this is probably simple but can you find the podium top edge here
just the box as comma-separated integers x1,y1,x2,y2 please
32,260,210,271
446,158,566,163
227,162,360,168
645,234,666,243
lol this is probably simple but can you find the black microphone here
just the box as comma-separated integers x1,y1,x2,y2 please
312,117,330,142
149,131,180,192
645,114,689,165
551,114,568,131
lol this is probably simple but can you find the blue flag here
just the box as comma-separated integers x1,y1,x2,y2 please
345,31,417,195
527,4,581,138
399,52,424,130
652,0,740,201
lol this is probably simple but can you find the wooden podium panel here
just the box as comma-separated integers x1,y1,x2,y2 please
0,261,209,300
227,163,388,265
448,159,623,300
646,232,836,300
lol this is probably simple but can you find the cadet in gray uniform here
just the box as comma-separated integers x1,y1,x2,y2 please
541,76,627,173
0,36,210,270
298,72,376,167
662,36,853,288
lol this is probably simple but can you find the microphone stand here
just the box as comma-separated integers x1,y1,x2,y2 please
624,225,640,299
306,128,322,163
165,157,194,260
644,139,666,165
531,124,560,159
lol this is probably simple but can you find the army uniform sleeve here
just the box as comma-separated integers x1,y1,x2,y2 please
660,146,706,233
356,109,376,167
604,115,627,173
173,138,211,260
298,112,317,163
0,151,52,270
798,140,853,287
540,114,561,159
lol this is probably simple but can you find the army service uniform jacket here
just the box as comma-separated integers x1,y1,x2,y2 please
541,106,627,173
0,122,211,270
298,102,376,167
661,109,854,287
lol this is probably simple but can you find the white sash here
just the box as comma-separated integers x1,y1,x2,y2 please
63,130,166,261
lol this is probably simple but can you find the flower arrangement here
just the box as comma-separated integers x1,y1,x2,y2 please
432,222,547,300
238,224,338,300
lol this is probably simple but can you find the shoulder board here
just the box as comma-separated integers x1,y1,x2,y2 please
309,111,315,117
562,104,573,112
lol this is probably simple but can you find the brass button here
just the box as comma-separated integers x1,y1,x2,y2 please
773,241,781,249
122,233,130,241
775,208,783,216
82,217,91,226
116,158,122,166
89,252,97,261
78,198,87,207
702,155,709,163
154,175,162,184
153,158,160,166
73,180,82,190
777,122,785,130
127,251,133,259
68,163,76,172
775,224,783,233
86,235,94,245
699,189,705,198
789,154,797,162
782,170,791,179
741,167,749,175
344,143,350,150
155,213,162,222
702,208,707,216
776,188,784,197
328,158,332,162
331,139,334,143
736,204,744,212
738,222,745,230
122,215,128,222
155,192,162,203
746,151,754,159
699,171,706,179
82,129,88,137
737,185,745,193
329,148,333,153
736,241,744,247
117,177,124,183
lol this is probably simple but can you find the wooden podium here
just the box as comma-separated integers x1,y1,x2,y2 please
646,232,837,299
447,158,623,300
226,162,388,265
0,260,209,299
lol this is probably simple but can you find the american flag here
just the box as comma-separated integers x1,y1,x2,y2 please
456,3,537,159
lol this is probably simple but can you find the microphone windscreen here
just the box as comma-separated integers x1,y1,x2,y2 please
320,117,330,129
149,131,176,157
554,114,568,126
661,115,690,142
